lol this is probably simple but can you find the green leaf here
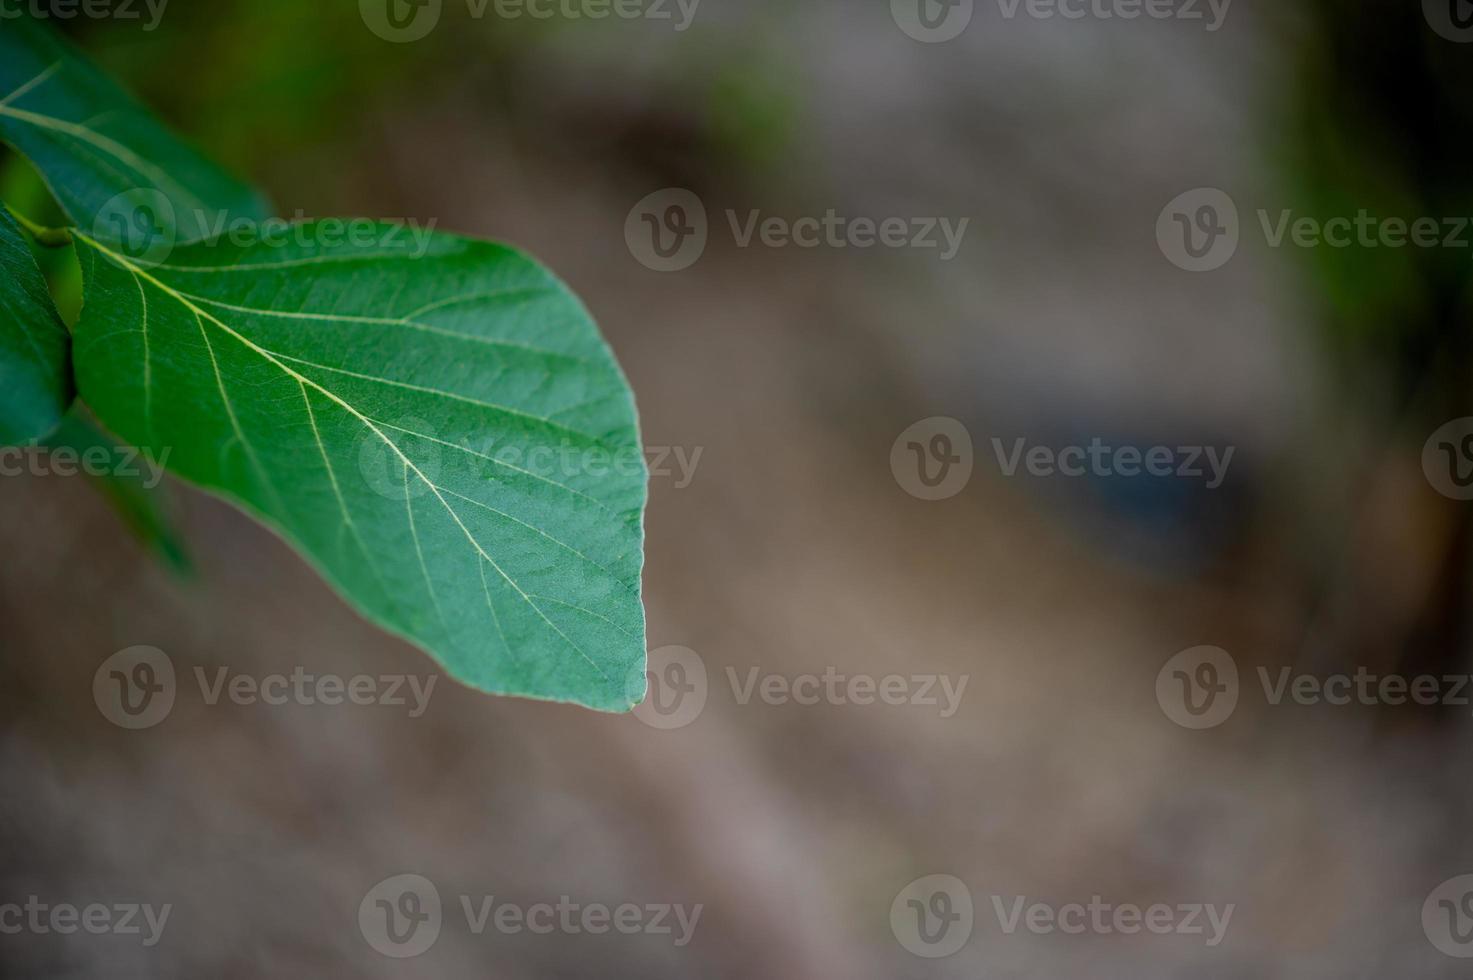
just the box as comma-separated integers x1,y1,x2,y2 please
0,204,71,444
71,224,647,711
0,16,268,245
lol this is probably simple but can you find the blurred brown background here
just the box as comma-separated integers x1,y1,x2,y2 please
3,0,1473,976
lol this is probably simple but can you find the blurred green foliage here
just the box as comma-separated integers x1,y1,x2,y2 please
57,0,798,199
1279,0,1473,420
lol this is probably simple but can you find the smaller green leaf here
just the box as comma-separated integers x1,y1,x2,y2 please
0,16,268,247
0,203,71,445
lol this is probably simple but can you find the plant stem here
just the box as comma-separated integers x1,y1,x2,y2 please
3,204,72,247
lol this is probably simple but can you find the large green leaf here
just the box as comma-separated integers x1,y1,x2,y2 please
0,205,71,444
71,224,647,710
0,17,268,244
